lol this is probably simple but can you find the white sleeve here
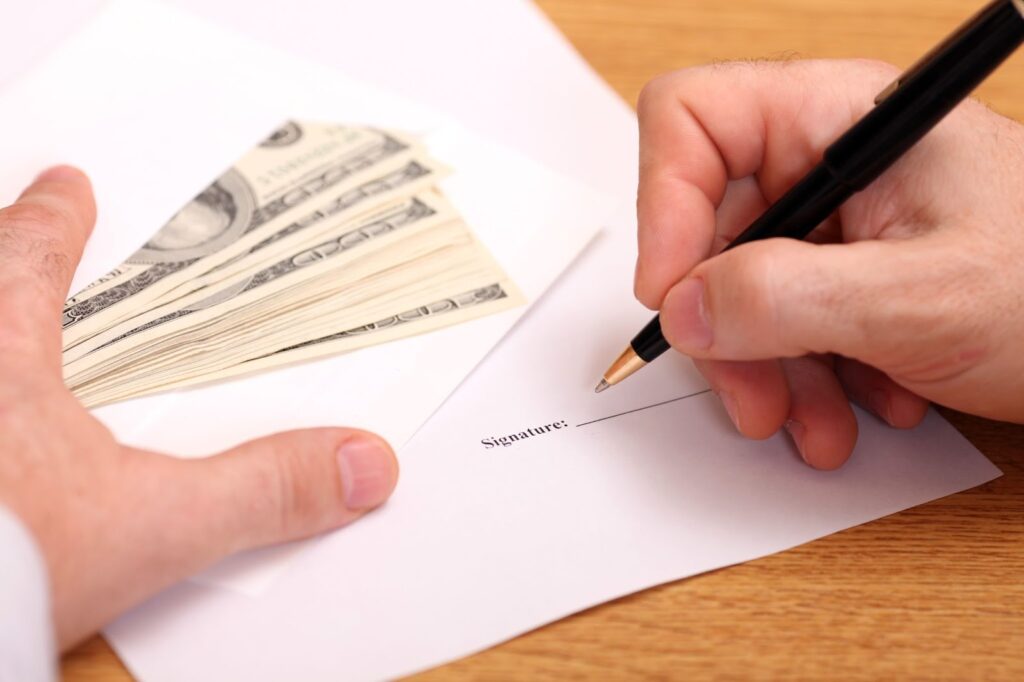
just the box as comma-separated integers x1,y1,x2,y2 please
0,505,55,682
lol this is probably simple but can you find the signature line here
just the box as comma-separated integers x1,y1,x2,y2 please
575,389,713,428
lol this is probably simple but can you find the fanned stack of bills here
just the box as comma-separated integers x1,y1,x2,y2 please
61,121,521,408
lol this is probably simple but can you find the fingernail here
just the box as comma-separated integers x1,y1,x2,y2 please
35,165,83,183
784,419,808,463
867,389,892,425
337,438,395,510
663,278,712,350
719,391,742,431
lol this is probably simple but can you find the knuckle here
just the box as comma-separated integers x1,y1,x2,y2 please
637,72,670,109
706,58,801,82
265,434,339,537
0,201,76,235
711,241,811,354
637,70,691,115
0,204,76,295
270,450,308,537
840,59,901,95
867,245,990,378
237,454,284,541
849,57,900,79
0,232,72,301
638,64,717,109
730,243,785,313
41,250,73,291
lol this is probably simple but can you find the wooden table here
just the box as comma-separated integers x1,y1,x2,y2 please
63,1,1024,679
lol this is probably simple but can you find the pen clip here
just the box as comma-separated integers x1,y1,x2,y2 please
874,44,942,105
873,78,902,105
876,0,1024,105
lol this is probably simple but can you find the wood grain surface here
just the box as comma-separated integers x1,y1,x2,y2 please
62,1,1024,679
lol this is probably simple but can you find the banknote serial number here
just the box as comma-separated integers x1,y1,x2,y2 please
480,420,569,449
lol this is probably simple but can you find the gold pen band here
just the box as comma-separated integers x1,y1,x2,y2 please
596,346,647,392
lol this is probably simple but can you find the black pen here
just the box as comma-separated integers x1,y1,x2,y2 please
596,0,1024,393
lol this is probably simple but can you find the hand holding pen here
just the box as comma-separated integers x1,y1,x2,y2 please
603,0,1024,469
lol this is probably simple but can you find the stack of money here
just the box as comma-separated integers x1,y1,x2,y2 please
61,121,520,408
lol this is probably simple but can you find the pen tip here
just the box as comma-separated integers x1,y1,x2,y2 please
594,379,610,394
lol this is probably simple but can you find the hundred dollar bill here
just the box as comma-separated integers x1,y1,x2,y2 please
70,240,513,404
67,225,512,397
149,156,446,308
65,219,504,389
63,121,524,409
75,283,518,408
63,192,455,370
63,180,449,367
62,122,420,348
63,122,383,311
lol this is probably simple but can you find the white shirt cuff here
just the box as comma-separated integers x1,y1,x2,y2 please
0,505,55,682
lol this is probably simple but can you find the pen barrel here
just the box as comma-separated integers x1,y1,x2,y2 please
620,0,1024,379
631,314,671,361
727,165,854,249
826,0,1024,190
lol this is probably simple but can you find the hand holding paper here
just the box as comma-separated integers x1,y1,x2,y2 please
0,0,604,598
0,166,398,648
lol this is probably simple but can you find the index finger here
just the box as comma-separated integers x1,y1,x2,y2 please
634,59,897,309
0,166,96,373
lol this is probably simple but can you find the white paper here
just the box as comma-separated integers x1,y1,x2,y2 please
103,197,1000,682
0,0,606,593
3,1,1000,680
1,0,637,199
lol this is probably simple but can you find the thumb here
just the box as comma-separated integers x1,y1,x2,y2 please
190,427,399,553
659,237,958,369
50,428,398,647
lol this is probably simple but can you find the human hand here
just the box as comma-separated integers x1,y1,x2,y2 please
0,166,399,648
634,59,1024,469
